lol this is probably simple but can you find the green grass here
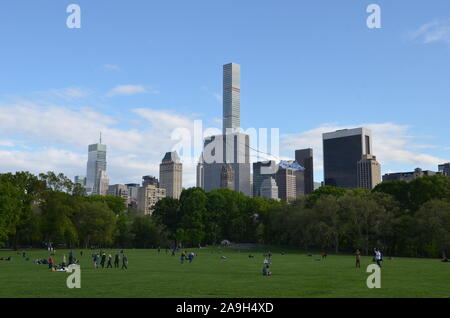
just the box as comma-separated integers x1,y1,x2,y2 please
0,247,449,298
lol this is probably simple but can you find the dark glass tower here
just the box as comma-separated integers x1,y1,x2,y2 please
295,148,314,195
323,128,372,188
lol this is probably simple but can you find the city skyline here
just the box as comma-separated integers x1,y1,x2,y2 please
1,1,450,188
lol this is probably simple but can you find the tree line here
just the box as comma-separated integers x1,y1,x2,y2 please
0,171,449,258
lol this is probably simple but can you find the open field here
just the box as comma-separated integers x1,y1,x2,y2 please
0,248,449,298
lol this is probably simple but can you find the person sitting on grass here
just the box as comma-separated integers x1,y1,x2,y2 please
262,265,272,276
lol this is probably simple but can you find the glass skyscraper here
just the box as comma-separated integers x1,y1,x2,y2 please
223,63,240,135
323,128,373,188
86,142,107,195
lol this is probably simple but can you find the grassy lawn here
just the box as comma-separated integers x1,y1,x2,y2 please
0,247,448,298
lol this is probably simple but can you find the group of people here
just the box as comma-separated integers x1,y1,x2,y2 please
180,251,195,264
92,250,128,269
354,248,383,268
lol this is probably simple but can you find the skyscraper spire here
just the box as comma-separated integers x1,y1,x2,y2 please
223,63,241,135
100,131,102,144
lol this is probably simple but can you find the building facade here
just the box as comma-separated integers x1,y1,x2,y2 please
97,170,109,196
252,160,277,197
107,184,129,202
438,163,450,176
295,148,314,196
275,166,296,201
125,183,140,207
357,154,381,189
74,176,86,187
142,175,159,187
223,63,240,135
85,142,107,195
260,177,279,200
323,128,373,188
159,151,183,199
137,185,166,215
201,63,251,197
382,168,436,182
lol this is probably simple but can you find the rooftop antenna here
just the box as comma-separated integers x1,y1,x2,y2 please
99,132,102,144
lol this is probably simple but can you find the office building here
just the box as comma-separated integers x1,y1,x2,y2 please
74,176,86,187
323,128,373,188
142,175,159,187
382,168,436,182
223,63,240,135
159,151,183,199
275,165,296,201
85,140,107,195
253,160,277,197
357,154,381,189
196,154,204,188
260,177,279,200
295,148,314,196
220,164,234,190
107,184,129,202
125,183,140,207
137,185,166,215
201,63,251,196
97,170,109,195
438,163,450,176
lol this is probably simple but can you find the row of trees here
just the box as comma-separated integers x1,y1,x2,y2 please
151,176,450,258
0,172,168,249
1,171,449,258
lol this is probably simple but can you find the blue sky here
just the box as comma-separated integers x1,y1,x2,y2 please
0,0,449,186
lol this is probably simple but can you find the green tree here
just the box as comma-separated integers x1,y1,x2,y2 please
416,199,450,258
131,215,168,248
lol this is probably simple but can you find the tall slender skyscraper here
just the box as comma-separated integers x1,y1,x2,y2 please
295,148,314,196
159,151,183,199
323,128,372,188
86,138,107,195
201,63,251,197
223,63,240,135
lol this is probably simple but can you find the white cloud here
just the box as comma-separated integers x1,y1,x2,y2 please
36,87,92,101
0,140,14,147
409,19,450,45
0,99,198,187
103,64,121,71
106,85,158,97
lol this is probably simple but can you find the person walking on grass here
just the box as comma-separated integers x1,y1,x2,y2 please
122,254,128,269
100,253,106,268
355,249,361,268
93,253,99,269
106,254,112,268
374,248,382,268
180,251,186,264
114,253,120,268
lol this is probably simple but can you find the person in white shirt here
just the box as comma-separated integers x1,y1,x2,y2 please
374,249,382,267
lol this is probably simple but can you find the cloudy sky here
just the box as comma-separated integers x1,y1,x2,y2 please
0,0,449,187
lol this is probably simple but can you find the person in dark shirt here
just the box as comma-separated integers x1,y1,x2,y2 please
355,249,361,268
100,253,106,268
114,253,120,268
106,254,112,268
122,255,128,269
